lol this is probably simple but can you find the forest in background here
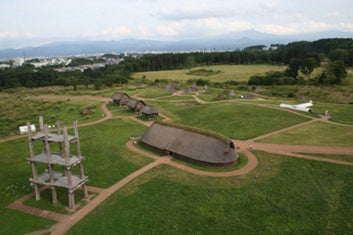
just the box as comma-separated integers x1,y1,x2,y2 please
0,38,352,90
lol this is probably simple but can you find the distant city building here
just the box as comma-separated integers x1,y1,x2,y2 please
0,64,10,69
14,58,25,67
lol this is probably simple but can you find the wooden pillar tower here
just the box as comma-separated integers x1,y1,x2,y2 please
27,116,89,209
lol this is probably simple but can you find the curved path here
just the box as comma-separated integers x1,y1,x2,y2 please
1,93,352,235
125,139,258,177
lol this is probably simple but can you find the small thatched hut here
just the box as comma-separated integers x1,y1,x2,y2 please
140,105,159,118
190,83,198,91
140,122,239,166
165,84,178,92
111,92,130,106
127,99,146,112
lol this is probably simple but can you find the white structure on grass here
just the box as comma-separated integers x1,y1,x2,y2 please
279,100,313,113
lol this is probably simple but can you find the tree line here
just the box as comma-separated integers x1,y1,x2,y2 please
0,63,130,90
0,38,352,90
126,38,352,85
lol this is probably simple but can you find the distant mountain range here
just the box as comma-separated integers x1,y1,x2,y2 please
0,30,352,59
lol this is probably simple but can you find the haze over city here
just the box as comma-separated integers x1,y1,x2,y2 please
1,0,353,49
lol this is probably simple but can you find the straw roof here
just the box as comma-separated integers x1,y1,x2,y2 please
127,99,145,110
140,105,159,115
111,92,130,101
140,122,238,165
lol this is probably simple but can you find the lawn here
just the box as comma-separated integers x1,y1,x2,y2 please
137,88,174,99
67,151,353,234
133,64,286,82
258,121,353,147
313,103,353,125
0,92,104,138
0,118,152,234
1,83,353,234
156,95,195,101
296,153,353,163
0,138,57,234
152,101,310,140
76,118,152,188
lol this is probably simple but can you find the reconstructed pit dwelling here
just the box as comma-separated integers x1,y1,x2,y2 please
26,117,89,209
141,122,239,166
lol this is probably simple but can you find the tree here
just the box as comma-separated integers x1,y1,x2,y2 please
325,60,347,84
185,56,196,68
300,57,319,76
328,49,350,66
285,58,302,78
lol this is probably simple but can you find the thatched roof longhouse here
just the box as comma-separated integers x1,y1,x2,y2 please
140,122,238,165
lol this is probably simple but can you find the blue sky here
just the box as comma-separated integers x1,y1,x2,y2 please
0,0,352,48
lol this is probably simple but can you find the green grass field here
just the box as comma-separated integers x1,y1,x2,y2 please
313,103,353,125
258,121,353,147
150,101,310,140
67,151,353,234
0,137,58,234
1,75,353,234
133,64,286,82
296,153,353,163
0,118,152,234
0,92,104,138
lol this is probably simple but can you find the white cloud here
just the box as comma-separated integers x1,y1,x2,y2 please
304,21,331,32
338,23,353,31
156,23,181,37
256,21,353,35
158,3,235,21
229,21,254,31
257,24,300,35
101,26,132,37
0,31,37,39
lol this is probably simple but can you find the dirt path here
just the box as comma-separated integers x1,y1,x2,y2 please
8,185,69,222
193,93,207,104
31,95,113,128
49,158,169,235
126,139,259,177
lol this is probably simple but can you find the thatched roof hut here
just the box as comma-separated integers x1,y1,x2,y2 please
190,83,198,91
140,105,159,118
140,122,239,165
127,99,146,112
165,84,178,92
111,92,130,106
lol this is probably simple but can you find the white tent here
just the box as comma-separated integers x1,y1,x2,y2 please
19,125,36,135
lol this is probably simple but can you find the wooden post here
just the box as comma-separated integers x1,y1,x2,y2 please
39,116,44,133
56,120,63,158
66,167,73,188
44,125,57,204
74,120,81,157
44,125,52,163
68,190,75,209
27,123,40,200
79,163,85,178
63,127,70,165
82,184,89,199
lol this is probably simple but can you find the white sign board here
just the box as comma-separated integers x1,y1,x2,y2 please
19,125,36,135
